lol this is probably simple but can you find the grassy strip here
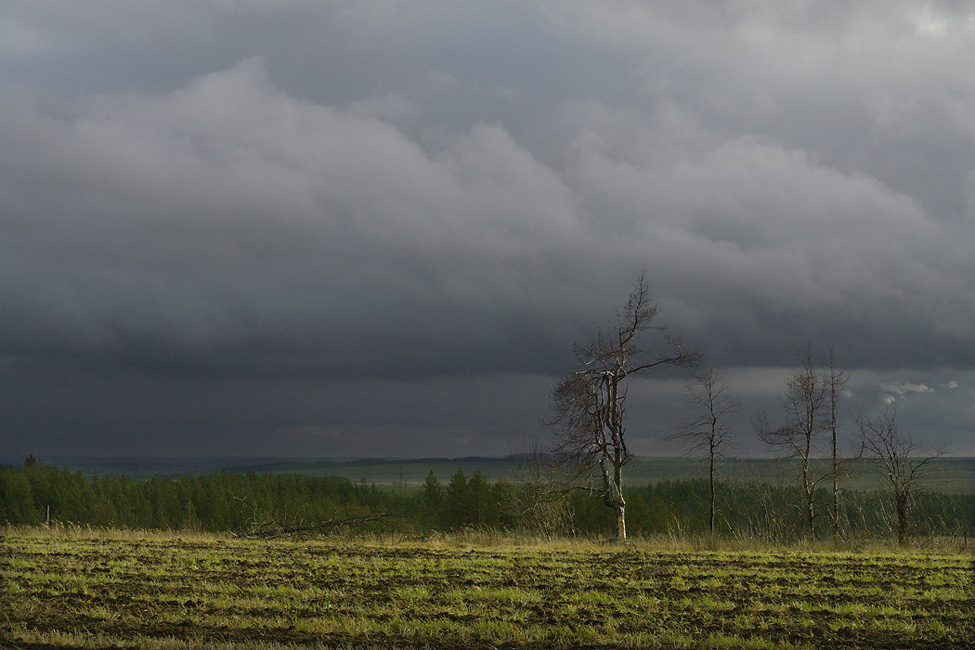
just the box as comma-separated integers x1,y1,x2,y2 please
2,529,973,649
5,522,975,553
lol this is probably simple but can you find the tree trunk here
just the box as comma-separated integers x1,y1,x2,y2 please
616,505,627,542
832,449,839,543
802,454,815,536
896,494,909,546
830,348,842,544
708,450,715,536
806,489,815,535
601,458,627,542
831,393,839,542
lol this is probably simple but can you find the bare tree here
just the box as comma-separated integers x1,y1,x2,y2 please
671,362,738,536
546,273,699,542
856,405,943,545
757,345,830,537
826,348,850,542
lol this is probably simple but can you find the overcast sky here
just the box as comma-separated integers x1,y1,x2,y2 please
2,1,974,461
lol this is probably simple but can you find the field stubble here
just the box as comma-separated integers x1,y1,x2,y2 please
2,528,974,650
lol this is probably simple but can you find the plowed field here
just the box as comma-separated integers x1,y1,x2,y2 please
2,533,973,649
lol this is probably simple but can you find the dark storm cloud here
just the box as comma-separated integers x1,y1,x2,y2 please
2,1,975,457
1,58,588,379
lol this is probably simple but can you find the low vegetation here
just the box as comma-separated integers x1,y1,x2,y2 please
2,527,973,649
1,459,972,544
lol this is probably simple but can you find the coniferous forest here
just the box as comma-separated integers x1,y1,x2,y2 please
1,458,972,544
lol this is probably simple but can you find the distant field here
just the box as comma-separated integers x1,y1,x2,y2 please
235,455,715,486
197,455,975,495
40,455,975,493
3,529,973,649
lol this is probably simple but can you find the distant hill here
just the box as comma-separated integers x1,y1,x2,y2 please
229,456,527,486
7,455,973,493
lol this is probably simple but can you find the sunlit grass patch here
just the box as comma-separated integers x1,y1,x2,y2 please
3,530,973,649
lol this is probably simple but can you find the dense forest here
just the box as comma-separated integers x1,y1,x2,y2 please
1,459,972,543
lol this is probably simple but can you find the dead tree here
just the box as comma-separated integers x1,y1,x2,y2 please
757,346,830,537
826,348,850,542
547,273,699,542
671,362,738,536
856,405,942,545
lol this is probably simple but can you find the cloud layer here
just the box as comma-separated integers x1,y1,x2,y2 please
2,1,974,457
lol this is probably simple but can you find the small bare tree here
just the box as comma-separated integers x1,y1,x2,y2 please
856,405,943,545
757,346,830,537
547,273,698,542
671,362,738,536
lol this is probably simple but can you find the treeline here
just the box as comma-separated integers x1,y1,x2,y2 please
1,460,972,542
0,460,403,532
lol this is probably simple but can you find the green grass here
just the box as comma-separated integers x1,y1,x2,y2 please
2,527,973,649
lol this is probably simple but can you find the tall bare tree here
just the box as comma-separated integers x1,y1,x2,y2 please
757,346,830,536
856,405,943,545
827,348,849,542
672,362,738,536
547,273,698,542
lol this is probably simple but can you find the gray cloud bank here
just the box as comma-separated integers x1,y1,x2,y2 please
2,1,974,458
